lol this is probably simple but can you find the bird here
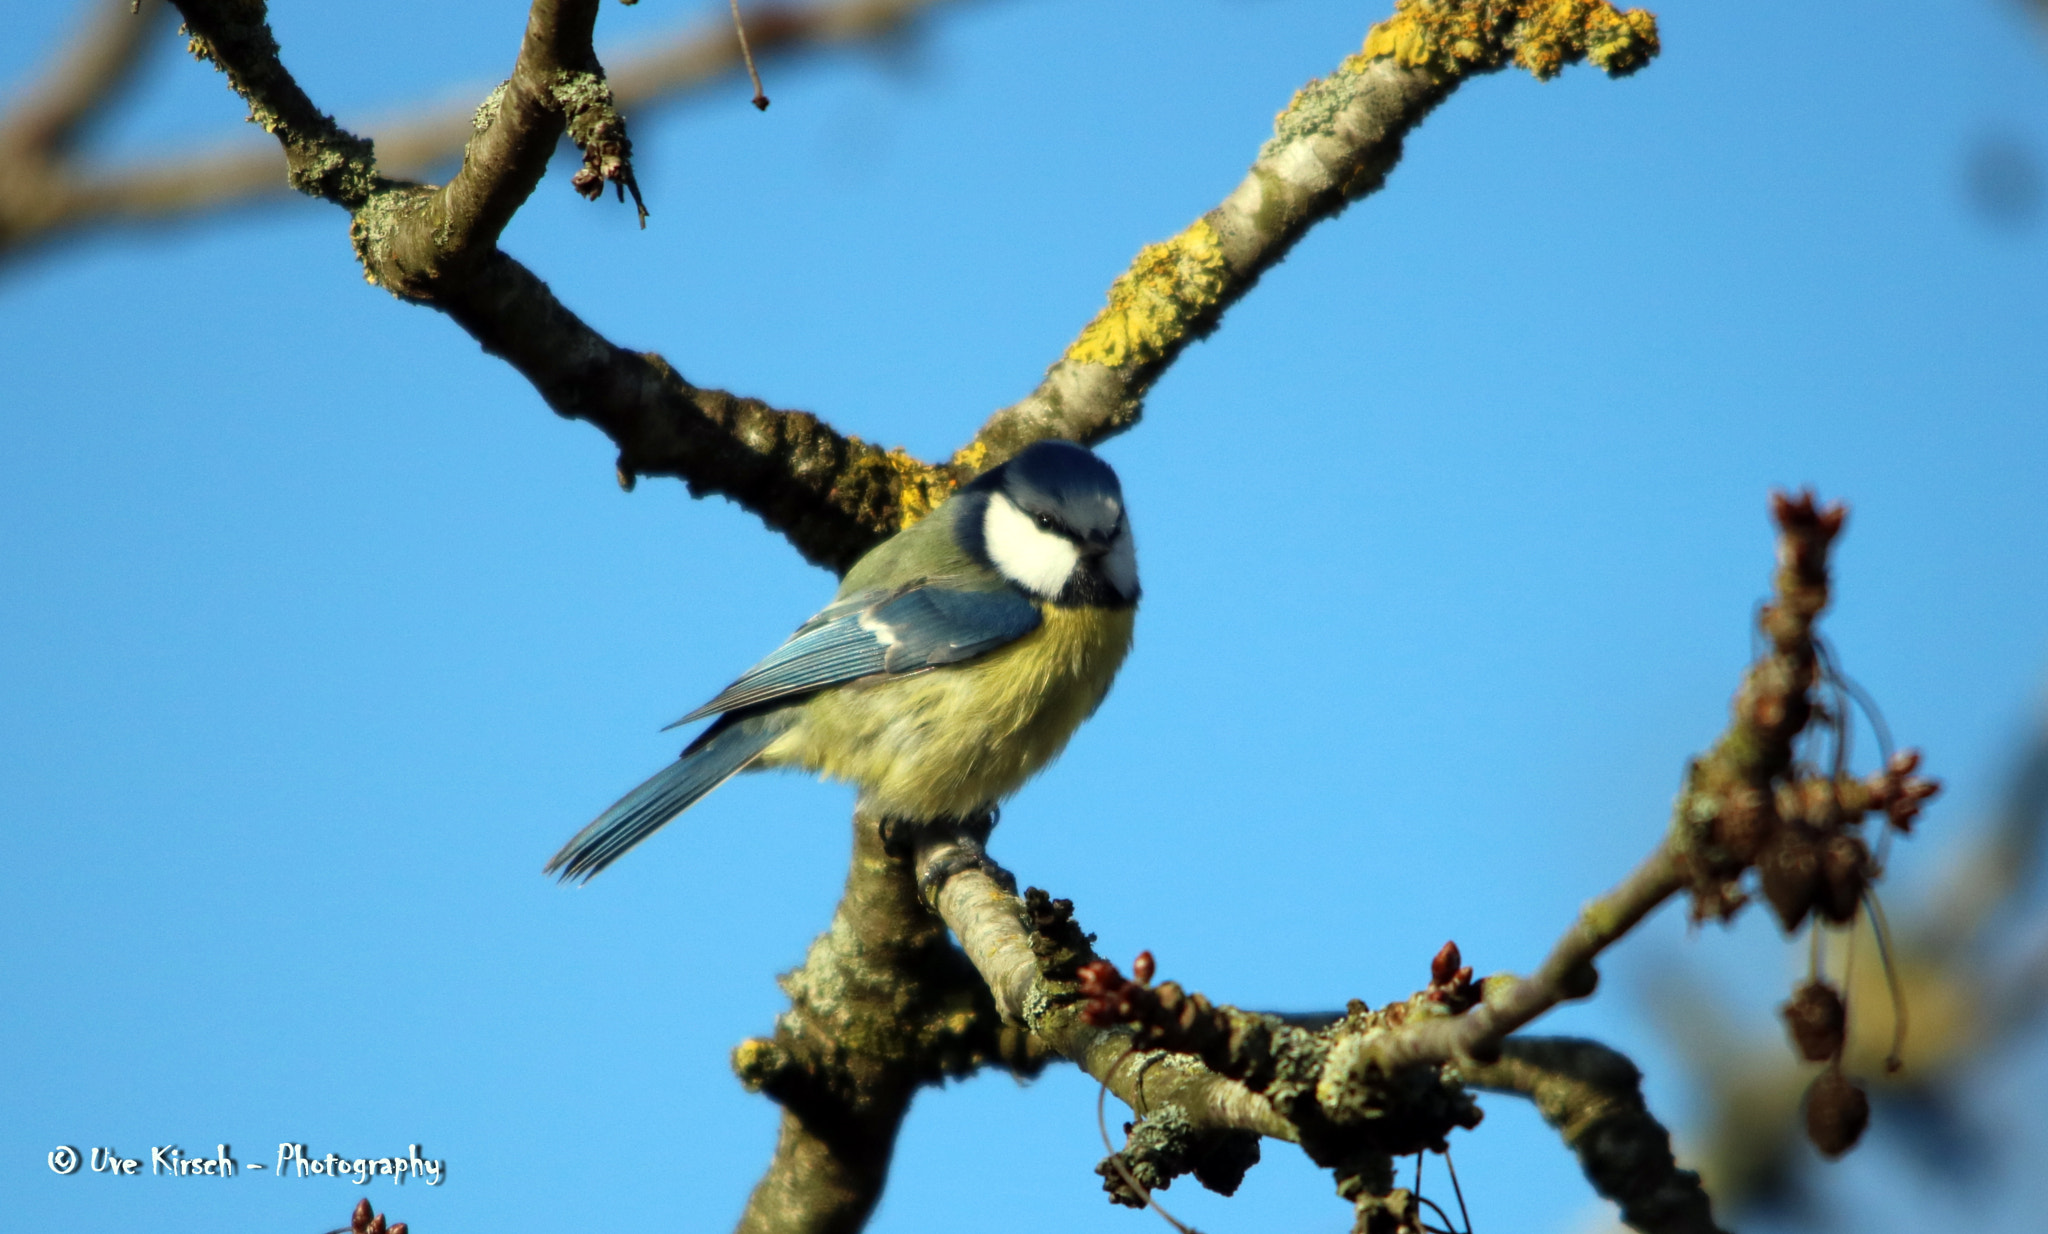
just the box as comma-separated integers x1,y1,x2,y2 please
547,438,1139,883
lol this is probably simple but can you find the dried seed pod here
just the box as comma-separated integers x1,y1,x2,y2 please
1781,980,1847,1062
1716,787,1771,862
1804,1069,1870,1158
1816,834,1871,924
1759,832,1821,931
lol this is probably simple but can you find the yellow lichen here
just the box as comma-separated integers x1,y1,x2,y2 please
1064,218,1229,370
948,438,992,479
1361,0,1659,82
881,446,955,530
730,1037,776,1083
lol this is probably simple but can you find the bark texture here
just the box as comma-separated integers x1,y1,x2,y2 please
0,0,965,264
731,817,1047,1234
45,3,1950,1232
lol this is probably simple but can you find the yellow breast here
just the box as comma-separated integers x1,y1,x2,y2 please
765,603,1136,820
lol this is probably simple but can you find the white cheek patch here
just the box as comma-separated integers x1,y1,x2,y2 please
983,492,1080,598
1102,525,1138,599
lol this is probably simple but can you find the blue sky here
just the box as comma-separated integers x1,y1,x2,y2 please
4,1,2046,1231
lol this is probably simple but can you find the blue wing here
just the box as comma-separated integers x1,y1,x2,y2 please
550,584,1038,883
673,583,1042,724
547,711,794,883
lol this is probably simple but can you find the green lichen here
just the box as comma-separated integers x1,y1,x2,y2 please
1103,1103,1199,1198
1265,66,1373,157
1361,0,1661,83
1065,218,1230,370
551,70,612,128
346,185,432,291
1312,1026,1484,1154
286,134,379,205
472,80,511,134
181,13,380,209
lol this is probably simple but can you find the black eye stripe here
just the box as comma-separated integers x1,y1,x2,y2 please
1024,500,1124,543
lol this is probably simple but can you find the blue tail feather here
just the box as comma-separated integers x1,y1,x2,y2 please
547,712,791,883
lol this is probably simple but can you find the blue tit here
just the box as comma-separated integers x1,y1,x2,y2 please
547,439,1139,882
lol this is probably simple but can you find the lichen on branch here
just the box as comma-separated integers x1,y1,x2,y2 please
915,838,1712,1234
728,816,1048,1234
1362,0,1661,81
177,2,380,205
1063,220,1229,370
158,0,952,573
553,68,647,224
957,0,1659,478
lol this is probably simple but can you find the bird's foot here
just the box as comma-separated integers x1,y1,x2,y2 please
897,809,1015,901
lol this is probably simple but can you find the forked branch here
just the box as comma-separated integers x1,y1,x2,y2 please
0,0,965,263
892,493,1932,1232
137,0,1661,573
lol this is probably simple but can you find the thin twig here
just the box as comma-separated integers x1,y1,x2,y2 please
1094,1049,1201,1234
1444,1146,1473,1234
1862,889,1910,1074
729,0,771,109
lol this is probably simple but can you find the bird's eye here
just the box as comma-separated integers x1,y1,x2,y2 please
1034,513,1055,531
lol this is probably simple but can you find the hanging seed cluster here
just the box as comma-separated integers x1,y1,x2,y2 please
1669,492,1939,1159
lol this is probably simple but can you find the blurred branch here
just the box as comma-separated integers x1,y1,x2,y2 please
0,0,167,162
1925,699,2048,953
0,0,172,254
1466,1038,1722,1234
0,0,962,263
1636,691,2048,1222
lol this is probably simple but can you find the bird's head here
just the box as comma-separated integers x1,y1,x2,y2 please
960,439,1138,607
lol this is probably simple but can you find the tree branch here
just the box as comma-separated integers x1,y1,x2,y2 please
1466,1037,1725,1234
1375,843,1685,1071
907,491,1937,1230
114,1,1665,573
0,0,172,253
0,0,166,161
917,841,1297,1141
158,0,959,571
729,815,1047,1234
1366,493,1938,1074
173,0,379,207
0,0,963,262
912,835,1719,1233
953,0,1660,473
